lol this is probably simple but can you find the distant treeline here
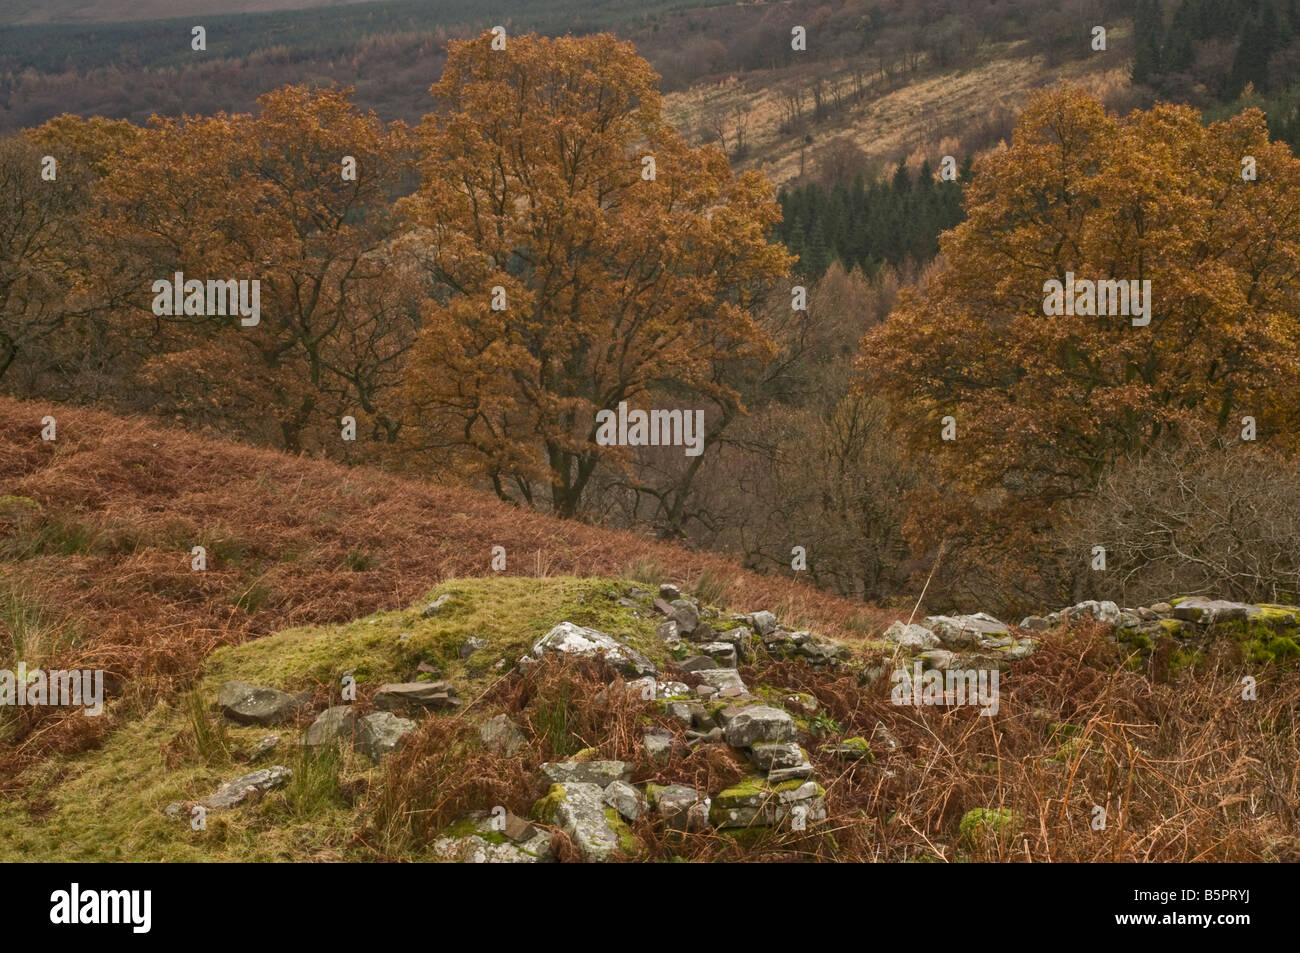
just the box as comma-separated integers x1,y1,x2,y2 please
775,158,969,279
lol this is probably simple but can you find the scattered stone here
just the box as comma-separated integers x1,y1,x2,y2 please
1060,600,1122,626
916,648,956,670
1171,597,1253,624
923,613,1008,649
217,681,310,726
246,734,280,762
882,622,941,651
373,681,459,713
871,724,901,752
1019,616,1050,631
200,766,292,812
603,780,648,822
767,761,815,783
655,620,680,642
669,600,700,635
685,727,725,745
695,642,737,666
480,713,527,756
697,668,747,695
459,637,489,658
531,621,657,677
779,691,818,714
750,741,806,771
540,760,631,786
434,812,553,863
534,782,637,862
300,706,357,748
642,731,673,765
751,611,778,636
721,705,797,748
422,594,454,618
356,711,417,762
659,584,682,601
679,655,718,672
647,783,704,831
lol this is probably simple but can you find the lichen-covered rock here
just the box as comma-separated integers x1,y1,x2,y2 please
356,711,416,762
750,741,805,770
696,668,747,695
882,622,941,651
922,613,1008,649
217,681,310,726
200,766,292,811
646,783,705,831
300,705,357,748
533,782,637,862
433,812,554,863
721,704,797,748
820,737,873,761
421,594,454,618
540,759,631,786
531,621,656,677
1170,597,1253,624
695,642,737,666
603,780,648,822
1060,600,1122,626
751,611,778,636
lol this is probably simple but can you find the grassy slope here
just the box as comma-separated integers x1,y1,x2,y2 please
0,396,889,776
0,575,680,861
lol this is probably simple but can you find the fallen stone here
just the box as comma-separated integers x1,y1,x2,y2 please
647,783,704,831
459,637,489,658
531,621,656,677
356,711,417,762
421,594,454,618
721,705,797,748
697,668,747,695
1171,597,1253,624
923,613,1008,649
480,713,527,756
659,584,682,601
200,766,292,811
750,741,806,771
642,731,673,765
534,782,636,862
540,760,631,786
882,622,941,651
300,706,357,748
603,780,648,822
751,611,778,636
679,655,718,672
217,681,310,726
373,681,459,713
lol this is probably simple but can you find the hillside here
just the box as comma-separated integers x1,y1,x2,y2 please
0,395,891,772
2,398,1298,863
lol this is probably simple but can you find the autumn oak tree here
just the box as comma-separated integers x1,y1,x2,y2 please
92,86,416,451
862,88,1300,498
399,32,791,517
859,87,1300,605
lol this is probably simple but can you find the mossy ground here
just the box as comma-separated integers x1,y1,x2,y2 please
0,576,678,862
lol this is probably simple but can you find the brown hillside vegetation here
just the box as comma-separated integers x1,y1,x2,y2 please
0,395,891,776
